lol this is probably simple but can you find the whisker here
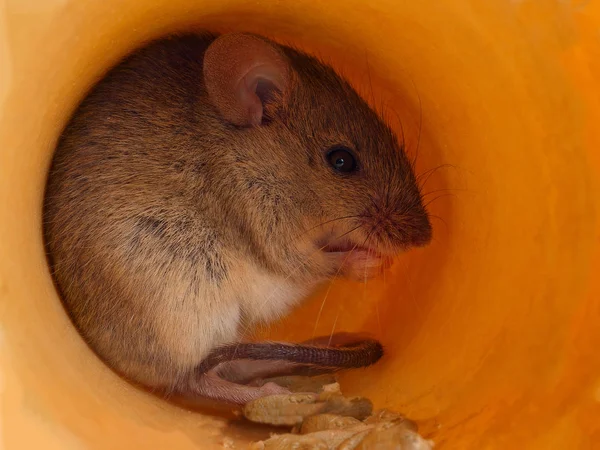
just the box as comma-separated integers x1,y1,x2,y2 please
378,262,385,336
317,226,378,340
416,163,454,182
388,104,407,150
312,272,340,338
423,193,455,209
328,309,341,346
428,214,449,231
384,175,392,211
295,215,361,240
362,233,370,336
368,196,381,214
311,234,364,337
237,224,364,340
365,51,376,107
421,187,464,195
416,164,460,193
412,80,423,170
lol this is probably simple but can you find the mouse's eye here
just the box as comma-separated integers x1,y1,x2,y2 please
326,146,357,173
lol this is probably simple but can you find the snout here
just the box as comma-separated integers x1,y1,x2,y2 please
365,206,433,252
406,209,433,247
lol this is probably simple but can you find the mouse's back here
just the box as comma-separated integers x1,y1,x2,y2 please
44,34,245,387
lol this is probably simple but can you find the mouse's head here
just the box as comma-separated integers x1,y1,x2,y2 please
204,33,432,281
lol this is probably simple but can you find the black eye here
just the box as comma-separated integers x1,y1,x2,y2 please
326,147,357,173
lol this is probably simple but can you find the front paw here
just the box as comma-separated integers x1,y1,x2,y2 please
259,381,292,397
340,251,393,281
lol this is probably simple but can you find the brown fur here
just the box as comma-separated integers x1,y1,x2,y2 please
43,32,431,403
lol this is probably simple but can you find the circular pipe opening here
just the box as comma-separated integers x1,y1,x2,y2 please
1,1,598,448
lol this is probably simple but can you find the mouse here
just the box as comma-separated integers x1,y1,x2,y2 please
43,32,432,405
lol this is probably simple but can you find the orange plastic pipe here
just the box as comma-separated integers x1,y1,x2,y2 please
1,1,599,448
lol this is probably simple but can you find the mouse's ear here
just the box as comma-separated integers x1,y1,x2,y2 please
203,33,291,127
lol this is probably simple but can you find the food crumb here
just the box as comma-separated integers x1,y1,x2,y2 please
243,375,433,449
221,437,236,448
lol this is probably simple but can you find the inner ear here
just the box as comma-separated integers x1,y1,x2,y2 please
203,33,291,127
254,79,281,125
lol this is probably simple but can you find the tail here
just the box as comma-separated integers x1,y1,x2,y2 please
197,338,384,374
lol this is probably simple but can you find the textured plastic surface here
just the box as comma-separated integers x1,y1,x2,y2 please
1,1,599,448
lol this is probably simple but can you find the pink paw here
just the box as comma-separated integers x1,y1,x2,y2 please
259,381,291,396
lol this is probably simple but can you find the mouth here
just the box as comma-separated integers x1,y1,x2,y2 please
321,241,370,254
318,239,394,280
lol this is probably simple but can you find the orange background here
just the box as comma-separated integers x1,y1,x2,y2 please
1,0,599,448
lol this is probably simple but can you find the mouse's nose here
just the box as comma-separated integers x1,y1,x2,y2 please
393,206,432,249
363,203,432,252
408,210,433,247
